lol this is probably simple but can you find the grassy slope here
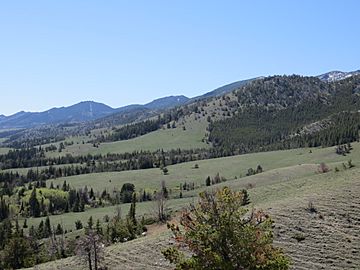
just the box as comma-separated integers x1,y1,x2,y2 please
0,147,11,155
48,142,359,194
24,150,360,270
0,137,12,154
46,120,209,157
25,143,360,233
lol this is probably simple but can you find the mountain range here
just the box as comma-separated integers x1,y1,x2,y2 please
0,69,358,129
0,96,190,129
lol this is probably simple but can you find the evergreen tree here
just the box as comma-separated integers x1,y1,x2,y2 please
163,187,290,269
241,189,250,205
56,223,64,235
161,181,169,199
205,176,211,186
44,216,52,238
95,219,103,236
87,216,94,230
75,220,83,230
29,188,41,217
0,197,9,221
128,193,137,227
120,183,135,203
2,236,34,269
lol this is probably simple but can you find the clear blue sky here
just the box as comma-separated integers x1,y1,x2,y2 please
0,0,359,115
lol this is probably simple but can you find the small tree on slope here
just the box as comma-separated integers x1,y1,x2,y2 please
162,187,290,270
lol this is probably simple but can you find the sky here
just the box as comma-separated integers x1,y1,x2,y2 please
0,0,359,115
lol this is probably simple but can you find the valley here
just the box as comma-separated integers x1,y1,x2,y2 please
1,72,360,270
21,143,360,269
2,2,359,269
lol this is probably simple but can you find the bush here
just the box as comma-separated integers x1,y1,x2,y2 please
75,220,83,230
318,162,330,173
292,233,306,242
306,201,317,213
163,187,290,269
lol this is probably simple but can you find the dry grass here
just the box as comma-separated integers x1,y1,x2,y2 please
22,142,360,269
25,165,360,270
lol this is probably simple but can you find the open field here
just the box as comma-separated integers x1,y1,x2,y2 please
19,142,360,270
24,157,360,270
48,142,360,194
0,147,11,155
0,137,12,154
46,120,209,158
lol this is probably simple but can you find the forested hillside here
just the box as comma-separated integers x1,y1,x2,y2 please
208,75,360,154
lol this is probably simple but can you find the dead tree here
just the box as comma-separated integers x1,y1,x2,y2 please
154,183,168,222
76,230,105,270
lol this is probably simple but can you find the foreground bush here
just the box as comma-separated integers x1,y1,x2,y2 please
163,187,290,270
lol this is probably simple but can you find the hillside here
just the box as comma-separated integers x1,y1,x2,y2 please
206,75,360,154
189,77,259,101
1,73,360,270
2,70,359,149
145,95,189,110
21,142,360,270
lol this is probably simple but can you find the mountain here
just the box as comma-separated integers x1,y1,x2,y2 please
90,95,190,129
144,95,189,110
0,101,116,129
207,74,360,154
2,69,359,130
190,77,260,102
317,70,360,82
0,95,190,129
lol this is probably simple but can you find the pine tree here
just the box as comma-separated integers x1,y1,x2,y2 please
95,219,103,236
29,188,41,217
2,235,34,269
87,216,94,231
56,223,64,235
205,176,211,186
241,189,250,205
44,216,52,238
90,188,95,200
37,220,44,239
0,197,9,221
128,193,137,227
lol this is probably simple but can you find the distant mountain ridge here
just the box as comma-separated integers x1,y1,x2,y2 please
1,69,359,129
190,77,261,102
0,96,190,129
317,70,360,82
145,95,189,110
0,101,115,129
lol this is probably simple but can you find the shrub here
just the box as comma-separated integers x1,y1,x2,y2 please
163,187,290,269
75,220,83,230
292,233,306,242
306,201,317,213
318,162,330,173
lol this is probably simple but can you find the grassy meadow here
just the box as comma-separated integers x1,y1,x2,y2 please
25,142,360,232
47,142,359,194
24,143,360,270
45,120,209,158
